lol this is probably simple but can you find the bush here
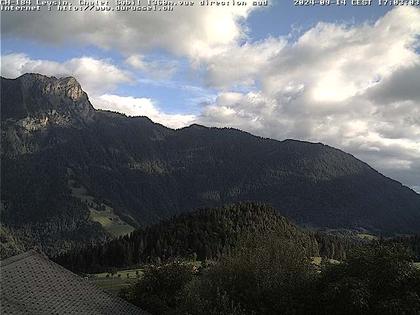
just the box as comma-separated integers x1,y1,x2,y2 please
195,232,315,314
313,244,420,315
125,239,420,315
128,261,193,314
178,278,247,315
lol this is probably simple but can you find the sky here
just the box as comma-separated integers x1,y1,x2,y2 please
1,2,419,192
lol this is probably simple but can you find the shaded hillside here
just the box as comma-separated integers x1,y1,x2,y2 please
383,235,420,260
55,203,353,273
2,74,420,254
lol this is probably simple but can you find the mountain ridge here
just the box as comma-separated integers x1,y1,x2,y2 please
0,74,415,191
1,73,420,255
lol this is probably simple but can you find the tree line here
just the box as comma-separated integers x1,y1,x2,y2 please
121,234,420,314
55,203,354,273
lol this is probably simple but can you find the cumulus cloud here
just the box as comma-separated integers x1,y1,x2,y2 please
2,5,419,190
125,54,178,80
0,53,194,128
203,37,286,88
367,63,420,105
0,53,132,95
197,7,420,190
93,94,196,129
1,3,254,60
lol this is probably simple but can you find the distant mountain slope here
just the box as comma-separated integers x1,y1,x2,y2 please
1,74,420,255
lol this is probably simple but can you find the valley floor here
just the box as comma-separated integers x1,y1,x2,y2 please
89,268,144,295
90,261,420,297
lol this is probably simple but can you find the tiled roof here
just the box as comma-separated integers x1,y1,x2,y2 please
0,250,147,315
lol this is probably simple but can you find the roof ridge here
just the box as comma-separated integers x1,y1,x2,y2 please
1,250,148,314
0,249,41,267
1,250,147,314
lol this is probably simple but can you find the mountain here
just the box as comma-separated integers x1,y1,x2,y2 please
1,74,420,255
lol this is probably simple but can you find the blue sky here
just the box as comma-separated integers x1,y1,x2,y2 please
1,3,419,191
247,1,390,39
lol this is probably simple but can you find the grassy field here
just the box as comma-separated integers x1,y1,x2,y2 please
356,233,379,241
90,260,420,295
94,268,145,279
89,208,135,237
311,256,340,266
90,262,202,295
90,268,144,295
91,277,137,295
68,178,135,238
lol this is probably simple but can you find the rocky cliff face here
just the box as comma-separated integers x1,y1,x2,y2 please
1,74,95,157
1,73,94,124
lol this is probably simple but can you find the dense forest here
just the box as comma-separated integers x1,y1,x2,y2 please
55,203,420,315
119,235,420,315
383,235,420,260
55,203,355,273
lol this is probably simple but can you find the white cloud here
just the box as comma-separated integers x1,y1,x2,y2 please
125,55,147,70
0,53,195,129
2,5,419,190
92,94,196,129
197,7,420,190
203,37,286,88
125,54,178,80
367,63,420,104
0,53,132,95
2,4,255,60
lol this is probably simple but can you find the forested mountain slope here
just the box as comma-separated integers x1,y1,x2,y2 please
2,73,420,255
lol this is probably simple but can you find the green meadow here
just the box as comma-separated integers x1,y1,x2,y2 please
90,268,144,294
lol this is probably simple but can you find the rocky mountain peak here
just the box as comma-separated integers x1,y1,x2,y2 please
18,73,87,103
1,73,94,123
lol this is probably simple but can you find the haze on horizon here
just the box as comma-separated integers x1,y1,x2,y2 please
1,3,419,192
